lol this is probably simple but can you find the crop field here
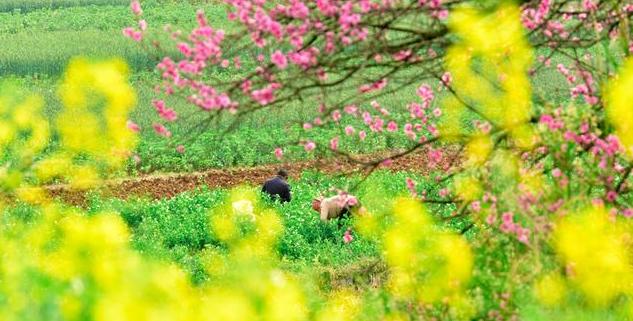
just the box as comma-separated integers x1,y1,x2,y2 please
1,0,633,321
0,0,129,13
1,0,576,173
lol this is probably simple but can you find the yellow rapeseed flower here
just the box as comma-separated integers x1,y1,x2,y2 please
453,174,483,201
554,206,633,306
533,273,567,307
444,4,533,139
606,58,633,158
316,289,362,321
465,135,494,167
46,57,138,189
381,198,474,314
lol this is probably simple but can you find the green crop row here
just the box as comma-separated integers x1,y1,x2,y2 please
0,1,231,76
0,0,128,13
0,30,157,75
0,2,229,34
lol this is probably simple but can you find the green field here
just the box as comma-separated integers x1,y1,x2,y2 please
6,170,467,295
1,0,423,173
0,0,579,174
2,1,631,320
0,0,128,13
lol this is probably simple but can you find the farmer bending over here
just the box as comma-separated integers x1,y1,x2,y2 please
312,193,363,222
262,169,291,203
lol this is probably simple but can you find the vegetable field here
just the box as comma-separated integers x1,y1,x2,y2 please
2,1,633,321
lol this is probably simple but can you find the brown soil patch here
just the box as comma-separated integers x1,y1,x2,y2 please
45,147,461,206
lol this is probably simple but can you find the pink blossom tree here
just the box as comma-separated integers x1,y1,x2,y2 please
124,0,633,317
124,0,633,231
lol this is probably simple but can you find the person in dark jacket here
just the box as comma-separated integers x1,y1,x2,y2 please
261,169,291,203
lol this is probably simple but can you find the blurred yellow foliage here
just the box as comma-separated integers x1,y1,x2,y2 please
453,174,483,201
316,289,362,321
382,198,474,318
0,87,50,201
50,58,137,189
0,58,320,321
1,57,138,206
0,205,201,321
465,135,494,167
533,273,567,307
0,185,316,321
606,58,633,158
553,206,633,307
442,4,534,148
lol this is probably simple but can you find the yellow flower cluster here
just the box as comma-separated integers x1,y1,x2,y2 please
315,289,362,321
551,206,633,307
443,4,536,165
453,174,483,202
464,135,494,167
606,58,633,158
0,84,50,203
533,273,567,307
0,189,335,321
1,58,137,208
203,188,317,321
38,57,137,189
533,206,633,316
371,198,474,319
0,205,200,321
209,186,284,258
0,86,49,167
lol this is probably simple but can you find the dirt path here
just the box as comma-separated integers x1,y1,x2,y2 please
46,147,460,206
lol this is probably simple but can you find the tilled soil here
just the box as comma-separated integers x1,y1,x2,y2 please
46,147,461,206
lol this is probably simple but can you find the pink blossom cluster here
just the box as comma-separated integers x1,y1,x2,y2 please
541,112,622,163
582,0,598,12
491,210,531,245
538,106,633,209
304,141,316,152
224,0,381,61
418,0,449,20
556,63,599,105
343,228,354,244
123,27,143,42
186,84,235,111
359,78,388,93
303,78,442,154
522,0,626,52
427,147,443,167
122,1,146,42
127,120,140,133
406,177,418,198
251,83,281,105
477,191,533,245
153,100,177,122
521,0,551,30
153,123,172,138
132,0,456,147
542,20,568,39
